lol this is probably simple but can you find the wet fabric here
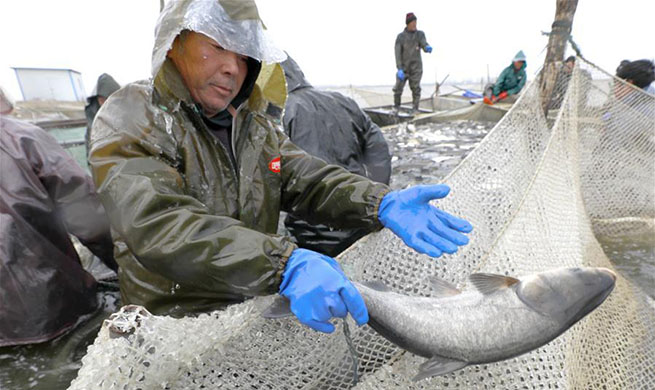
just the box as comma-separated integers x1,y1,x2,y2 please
281,56,392,256
85,74,120,151
151,0,285,77
393,28,429,108
0,116,116,347
492,59,527,97
89,57,389,317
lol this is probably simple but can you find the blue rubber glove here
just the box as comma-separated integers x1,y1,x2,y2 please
425,45,433,53
280,248,368,333
378,184,473,257
397,69,405,81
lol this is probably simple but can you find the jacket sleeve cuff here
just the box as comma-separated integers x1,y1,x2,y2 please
273,242,297,292
371,186,392,232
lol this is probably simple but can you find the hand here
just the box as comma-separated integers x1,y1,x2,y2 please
397,69,405,81
280,248,368,333
378,184,473,257
497,91,509,101
425,45,433,53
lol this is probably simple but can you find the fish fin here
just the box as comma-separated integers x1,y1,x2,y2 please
427,276,461,296
469,273,520,295
261,296,293,318
413,355,468,381
360,280,392,292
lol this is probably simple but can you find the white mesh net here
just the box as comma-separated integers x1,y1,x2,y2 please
69,58,655,389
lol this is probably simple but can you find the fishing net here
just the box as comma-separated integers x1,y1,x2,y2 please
68,57,655,389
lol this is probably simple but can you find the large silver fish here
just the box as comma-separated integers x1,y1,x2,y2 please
265,267,616,381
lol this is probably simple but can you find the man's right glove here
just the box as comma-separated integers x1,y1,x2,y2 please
279,248,368,333
378,184,473,257
397,69,405,81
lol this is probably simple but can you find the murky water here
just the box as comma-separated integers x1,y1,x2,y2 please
0,292,119,390
1,120,652,389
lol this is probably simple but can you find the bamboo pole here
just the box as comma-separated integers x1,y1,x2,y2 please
540,0,578,113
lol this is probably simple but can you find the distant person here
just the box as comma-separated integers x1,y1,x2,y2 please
606,59,655,125
616,59,655,96
393,12,432,114
601,59,654,144
549,56,591,110
0,88,117,347
281,55,392,256
484,51,527,105
85,73,120,152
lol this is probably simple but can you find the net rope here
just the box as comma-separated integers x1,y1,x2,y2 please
69,57,655,390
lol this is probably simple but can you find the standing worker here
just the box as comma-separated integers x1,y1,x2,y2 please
483,51,527,105
89,0,472,334
280,54,392,257
393,12,432,114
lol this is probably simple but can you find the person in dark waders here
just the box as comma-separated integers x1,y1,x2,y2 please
393,12,432,114
88,0,473,335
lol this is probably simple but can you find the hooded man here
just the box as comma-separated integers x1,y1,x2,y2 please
89,0,472,334
393,12,432,113
484,51,527,105
0,87,117,347
84,73,120,153
280,54,392,257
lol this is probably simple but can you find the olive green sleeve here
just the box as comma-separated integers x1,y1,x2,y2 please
279,132,390,231
89,90,294,295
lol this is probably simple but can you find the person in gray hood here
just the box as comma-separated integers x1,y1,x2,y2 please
281,54,392,256
84,73,120,153
393,12,432,112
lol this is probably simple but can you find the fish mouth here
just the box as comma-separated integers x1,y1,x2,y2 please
598,268,617,282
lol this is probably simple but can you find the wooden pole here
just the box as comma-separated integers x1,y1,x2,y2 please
540,0,578,113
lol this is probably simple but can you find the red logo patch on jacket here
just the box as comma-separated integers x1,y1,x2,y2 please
269,157,281,173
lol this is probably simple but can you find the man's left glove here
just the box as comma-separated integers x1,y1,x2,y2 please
280,248,368,333
378,184,473,257
425,45,433,53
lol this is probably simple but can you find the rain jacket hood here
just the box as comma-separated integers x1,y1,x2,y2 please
1,117,116,346
154,0,279,126
85,73,120,137
513,50,527,64
152,0,286,77
93,73,120,99
281,55,312,93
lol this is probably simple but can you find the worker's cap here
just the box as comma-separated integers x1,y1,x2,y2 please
406,12,417,24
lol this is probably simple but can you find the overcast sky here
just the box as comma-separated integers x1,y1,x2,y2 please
1,0,653,100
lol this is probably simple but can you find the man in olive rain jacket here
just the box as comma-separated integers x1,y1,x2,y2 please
89,0,473,334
